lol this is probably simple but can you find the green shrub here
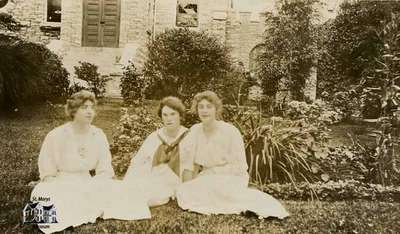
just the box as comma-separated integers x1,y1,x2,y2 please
68,83,86,96
285,100,343,126
222,104,261,133
360,88,382,119
120,61,148,105
245,117,326,185
213,68,256,105
317,144,378,183
74,61,110,98
323,90,361,120
143,28,232,104
0,12,22,32
110,107,161,177
317,1,400,106
312,136,400,186
0,34,70,111
258,0,320,100
181,109,199,128
222,104,326,185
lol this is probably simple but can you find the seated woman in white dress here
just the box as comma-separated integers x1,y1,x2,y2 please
31,90,151,234
124,96,188,206
177,91,289,219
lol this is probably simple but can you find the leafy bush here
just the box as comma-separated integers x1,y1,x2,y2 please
110,107,161,177
68,83,86,96
120,61,148,105
0,12,22,32
323,90,361,120
222,105,261,131
258,0,320,100
181,109,199,128
214,104,330,185
74,61,110,98
317,1,400,106
143,28,231,104
317,144,378,183
214,68,256,105
0,34,70,111
360,88,382,119
313,136,400,186
245,117,327,185
259,180,400,202
284,100,343,126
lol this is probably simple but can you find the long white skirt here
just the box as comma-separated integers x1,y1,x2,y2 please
176,174,289,219
124,164,181,207
31,174,151,234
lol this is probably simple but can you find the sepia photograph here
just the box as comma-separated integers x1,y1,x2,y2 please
0,0,400,233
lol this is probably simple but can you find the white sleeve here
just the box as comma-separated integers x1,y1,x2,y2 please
230,127,249,172
94,130,115,179
123,134,155,181
208,126,249,176
179,128,197,177
38,132,58,181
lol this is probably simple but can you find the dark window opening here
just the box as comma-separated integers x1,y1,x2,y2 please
47,0,61,23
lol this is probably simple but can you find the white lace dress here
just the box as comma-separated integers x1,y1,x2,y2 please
176,121,289,218
31,123,151,234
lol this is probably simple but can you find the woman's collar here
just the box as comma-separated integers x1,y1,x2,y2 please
64,121,97,136
158,126,187,142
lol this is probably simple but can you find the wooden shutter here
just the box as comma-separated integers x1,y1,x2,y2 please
82,0,120,47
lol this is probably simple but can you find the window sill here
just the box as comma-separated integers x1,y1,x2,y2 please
40,25,61,32
41,22,61,28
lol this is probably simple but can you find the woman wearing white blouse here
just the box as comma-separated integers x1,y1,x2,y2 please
31,91,150,234
177,91,289,219
124,96,188,207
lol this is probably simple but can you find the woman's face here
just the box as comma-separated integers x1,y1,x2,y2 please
74,100,95,124
161,105,181,131
197,99,217,123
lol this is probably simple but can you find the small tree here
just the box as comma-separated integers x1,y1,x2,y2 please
120,61,148,105
258,0,321,101
143,28,231,103
74,61,110,98
317,1,400,118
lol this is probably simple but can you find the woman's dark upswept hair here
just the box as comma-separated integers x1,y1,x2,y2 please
157,96,186,119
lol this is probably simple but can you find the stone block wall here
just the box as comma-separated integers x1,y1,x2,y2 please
5,0,60,43
153,0,229,34
120,0,150,47
226,11,266,68
153,0,176,35
152,0,266,69
60,0,82,46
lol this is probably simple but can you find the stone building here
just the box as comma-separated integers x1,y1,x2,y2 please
1,0,341,97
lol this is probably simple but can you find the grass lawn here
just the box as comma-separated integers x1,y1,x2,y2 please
0,99,399,233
